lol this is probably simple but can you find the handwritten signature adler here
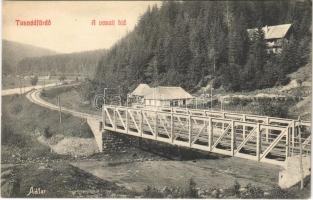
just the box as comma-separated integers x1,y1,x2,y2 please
26,186,47,196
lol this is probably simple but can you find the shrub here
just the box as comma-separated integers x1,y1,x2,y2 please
143,186,163,198
30,75,38,86
1,123,14,144
267,186,295,199
184,178,198,198
212,77,222,89
43,126,53,138
244,183,264,198
59,75,66,82
41,89,47,97
1,123,26,148
142,178,199,198
232,180,241,197
11,103,23,114
255,101,288,118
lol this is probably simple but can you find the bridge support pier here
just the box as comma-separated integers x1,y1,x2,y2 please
87,118,103,152
279,155,311,189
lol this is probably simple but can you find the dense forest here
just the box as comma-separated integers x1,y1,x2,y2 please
92,0,311,97
18,49,107,77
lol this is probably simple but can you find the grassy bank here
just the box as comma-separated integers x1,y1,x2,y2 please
1,94,136,197
41,85,101,116
1,94,93,163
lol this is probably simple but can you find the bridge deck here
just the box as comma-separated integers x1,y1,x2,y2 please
102,105,311,166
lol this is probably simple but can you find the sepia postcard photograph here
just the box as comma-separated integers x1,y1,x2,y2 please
1,0,312,198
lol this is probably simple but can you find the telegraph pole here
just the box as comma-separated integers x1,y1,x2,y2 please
221,97,223,111
126,94,129,107
43,77,46,90
58,96,62,124
103,88,107,106
19,76,22,95
202,91,205,109
298,117,304,190
211,87,213,110
119,86,122,106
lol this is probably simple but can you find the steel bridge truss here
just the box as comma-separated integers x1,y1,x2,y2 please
102,105,311,166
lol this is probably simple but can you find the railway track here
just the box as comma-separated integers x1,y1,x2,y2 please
26,89,101,121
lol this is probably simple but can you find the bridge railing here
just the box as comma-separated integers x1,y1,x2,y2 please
132,104,310,126
102,104,311,166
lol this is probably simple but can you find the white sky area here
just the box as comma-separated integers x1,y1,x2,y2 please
3,1,162,53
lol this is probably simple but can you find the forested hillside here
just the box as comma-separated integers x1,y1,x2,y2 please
93,1,311,95
18,49,107,77
2,40,57,76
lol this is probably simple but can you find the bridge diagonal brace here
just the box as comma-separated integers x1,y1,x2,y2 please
192,123,207,144
260,128,287,160
192,118,199,126
116,109,126,130
302,135,311,149
212,124,231,149
104,108,114,127
142,112,155,136
235,127,256,154
159,115,170,138
128,110,140,132
176,116,188,129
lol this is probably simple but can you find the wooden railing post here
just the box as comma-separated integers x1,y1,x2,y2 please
114,107,116,131
291,120,295,156
126,108,128,134
189,115,192,147
222,112,225,131
140,110,143,137
208,117,213,151
256,123,261,161
298,121,304,190
171,107,174,143
231,120,235,156
155,111,158,139
286,123,290,158
266,117,269,142
243,114,246,139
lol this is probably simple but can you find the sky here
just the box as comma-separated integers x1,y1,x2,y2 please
3,1,161,53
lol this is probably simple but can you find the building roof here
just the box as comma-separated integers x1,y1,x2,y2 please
130,84,152,96
144,86,194,100
247,24,292,40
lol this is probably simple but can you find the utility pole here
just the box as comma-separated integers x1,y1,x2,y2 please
126,94,128,107
118,86,122,106
211,87,213,110
202,91,205,109
19,76,22,95
103,88,107,106
213,55,216,73
43,77,46,90
58,96,62,124
221,97,223,111
298,118,304,190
